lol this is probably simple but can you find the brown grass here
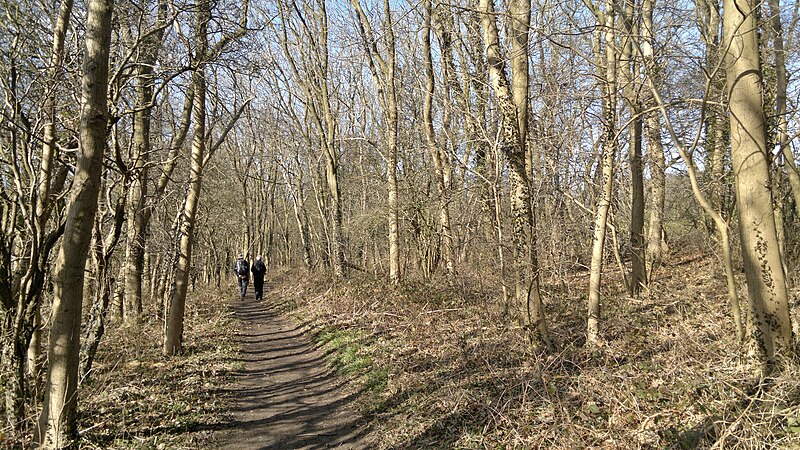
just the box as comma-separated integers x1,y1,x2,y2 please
73,287,239,449
7,253,798,449
272,255,800,449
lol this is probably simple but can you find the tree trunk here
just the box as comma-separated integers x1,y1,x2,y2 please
723,0,792,365
766,0,800,275
587,0,617,346
164,0,209,356
620,0,646,294
629,116,646,293
282,163,313,270
424,0,455,278
318,0,346,278
384,5,400,285
481,0,549,345
123,0,167,326
27,0,76,386
277,0,346,277
701,0,728,227
122,74,152,326
351,0,401,283
641,0,666,285
37,0,114,444
80,199,125,381
433,4,457,277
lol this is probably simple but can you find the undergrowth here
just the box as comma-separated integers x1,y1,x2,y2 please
8,254,797,449
75,287,239,449
272,254,800,449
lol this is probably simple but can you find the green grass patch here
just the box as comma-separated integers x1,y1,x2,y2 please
316,328,387,394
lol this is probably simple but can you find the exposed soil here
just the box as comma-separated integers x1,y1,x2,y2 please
217,283,372,449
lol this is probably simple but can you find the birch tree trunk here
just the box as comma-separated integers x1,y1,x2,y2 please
723,0,792,365
37,0,113,444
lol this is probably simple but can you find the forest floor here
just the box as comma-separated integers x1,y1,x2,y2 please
66,281,374,450
20,247,800,449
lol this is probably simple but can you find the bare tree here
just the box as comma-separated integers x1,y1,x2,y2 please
723,0,792,366
37,0,114,444
351,0,401,283
423,0,456,278
619,0,646,294
122,0,169,325
276,0,346,276
0,0,73,432
163,0,249,355
163,0,212,355
641,0,666,286
584,0,618,346
480,0,549,344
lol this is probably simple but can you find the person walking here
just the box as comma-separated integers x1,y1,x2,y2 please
251,256,267,301
233,254,250,300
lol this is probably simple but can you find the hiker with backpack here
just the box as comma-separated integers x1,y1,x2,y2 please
251,255,267,301
233,254,250,300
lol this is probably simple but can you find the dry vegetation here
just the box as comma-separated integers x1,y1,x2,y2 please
12,290,241,450
270,252,800,449
6,253,799,449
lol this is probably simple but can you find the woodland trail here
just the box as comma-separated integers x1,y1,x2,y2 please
216,283,371,449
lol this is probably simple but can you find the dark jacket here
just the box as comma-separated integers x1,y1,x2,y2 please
234,258,250,280
251,260,266,282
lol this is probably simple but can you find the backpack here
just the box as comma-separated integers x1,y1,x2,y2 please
252,260,266,275
235,259,248,275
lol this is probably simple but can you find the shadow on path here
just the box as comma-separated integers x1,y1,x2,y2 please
215,286,371,449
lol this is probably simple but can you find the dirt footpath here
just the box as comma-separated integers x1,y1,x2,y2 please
218,285,371,449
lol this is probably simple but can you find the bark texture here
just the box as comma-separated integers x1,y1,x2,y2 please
123,0,168,325
724,0,792,363
481,0,549,344
38,0,113,445
587,0,617,346
164,0,209,355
